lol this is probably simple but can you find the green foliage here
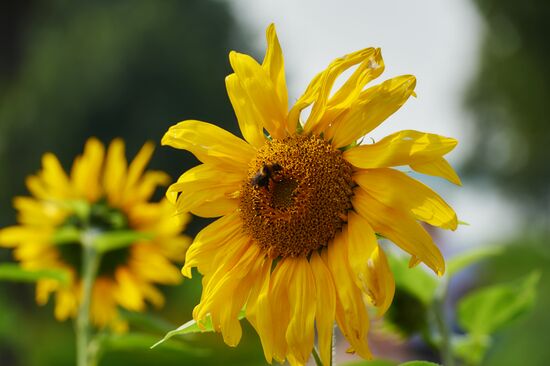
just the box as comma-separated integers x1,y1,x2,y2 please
447,246,503,277
152,310,246,349
0,263,69,284
93,230,152,253
387,253,438,305
399,362,440,366
97,332,207,356
457,271,540,335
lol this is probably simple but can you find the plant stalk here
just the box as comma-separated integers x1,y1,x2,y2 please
433,275,455,366
76,233,101,366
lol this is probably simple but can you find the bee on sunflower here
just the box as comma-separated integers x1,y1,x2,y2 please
162,24,459,365
0,138,190,332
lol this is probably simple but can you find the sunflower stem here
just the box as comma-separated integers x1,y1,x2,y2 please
433,275,455,366
312,346,323,366
76,231,101,366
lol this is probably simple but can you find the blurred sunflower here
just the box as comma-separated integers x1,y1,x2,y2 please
163,24,459,365
0,138,190,331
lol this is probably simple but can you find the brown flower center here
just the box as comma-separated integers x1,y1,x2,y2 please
239,134,354,258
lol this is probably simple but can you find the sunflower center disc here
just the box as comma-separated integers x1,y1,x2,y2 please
240,134,354,258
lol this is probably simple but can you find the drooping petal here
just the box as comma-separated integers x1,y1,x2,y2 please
229,51,287,139
354,168,458,230
246,256,275,363
411,157,462,186
330,75,417,148
166,164,243,217
285,257,316,365
368,245,395,315
343,130,458,169
193,238,260,347
268,259,292,363
162,120,255,171
353,188,445,275
181,212,244,277
310,251,336,366
327,231,372,359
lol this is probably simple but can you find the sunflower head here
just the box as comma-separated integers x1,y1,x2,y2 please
0,138,191,331
163,23,459,365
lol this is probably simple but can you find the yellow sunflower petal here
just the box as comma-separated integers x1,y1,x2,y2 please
365,245,395,316
226,74,266,147
167,164,242,217
54,286,78,321
411,157,462,186
41,153,72,199
229,51,287,139
71,137,105,202
353,188,445,275
285,257,316,365
299,48,381,135
310,251,336,366
246,257,275,363
347,211,394,315
124,141,155,192
354,168,458,230
114,267,145,311
269,259,292,362
330,75,417,148
91,278,119,328
343,130,458,169
182,212,243,278
162,120,255,171
327,231,372,359
263,23,289,120
193,238,259,347
0,226,52,247
103,138,127,206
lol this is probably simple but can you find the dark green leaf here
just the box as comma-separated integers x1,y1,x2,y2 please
0,263,69,284
151,310,246,349
458,271,540,334
447,246,503,277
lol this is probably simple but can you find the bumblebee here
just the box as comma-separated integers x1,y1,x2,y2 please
250,163,282,190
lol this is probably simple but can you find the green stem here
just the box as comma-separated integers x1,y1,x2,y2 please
312,346,323,366
433,275,455,366
77,233,101,366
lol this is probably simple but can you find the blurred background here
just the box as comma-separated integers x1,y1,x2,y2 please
0,0,548,365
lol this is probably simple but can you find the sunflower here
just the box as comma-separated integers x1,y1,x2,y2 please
0,138,190,331
162,24,459,365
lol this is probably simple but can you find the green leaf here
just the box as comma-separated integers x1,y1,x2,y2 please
447,246,504,277
151,310,246,349
452,334,491,366
458,271,540,335
0,263,70,284
388,254,438,305
93,230,152,253
0,264,69,284
98,332,208,356
340,360,397,366
399,362,441,366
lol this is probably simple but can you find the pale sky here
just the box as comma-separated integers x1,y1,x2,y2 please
225,0,521,249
